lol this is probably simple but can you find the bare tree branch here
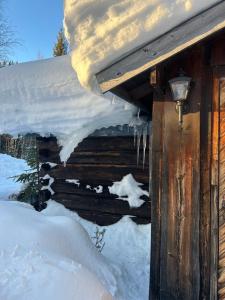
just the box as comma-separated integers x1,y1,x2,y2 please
0,0,17,60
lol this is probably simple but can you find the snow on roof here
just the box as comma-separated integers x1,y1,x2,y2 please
0,55,135,162
64,0,220,91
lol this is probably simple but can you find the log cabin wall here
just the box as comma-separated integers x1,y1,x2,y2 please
37,127,151,226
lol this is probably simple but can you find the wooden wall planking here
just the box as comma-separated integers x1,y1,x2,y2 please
218,79,225,299
150,44,216,299
211,36,225,299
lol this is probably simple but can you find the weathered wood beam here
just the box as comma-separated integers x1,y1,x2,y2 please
111,85,152,113
96,1,225,93
199,53,213,299
129,82,153,100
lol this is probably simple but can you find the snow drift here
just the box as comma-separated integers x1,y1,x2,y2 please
64,0,219,90
43,200,151,300
0,55,135,162
0,200,116,300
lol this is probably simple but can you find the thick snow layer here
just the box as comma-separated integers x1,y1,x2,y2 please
64,0,219,90
0,55,135,161
0,200,115,300
43,200,151,300
0,154,28,200
108,174,149,208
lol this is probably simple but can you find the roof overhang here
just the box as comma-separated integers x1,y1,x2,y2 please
96,1,225,93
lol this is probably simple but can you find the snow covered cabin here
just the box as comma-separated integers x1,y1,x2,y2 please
1,0,225,299
63,0,225,299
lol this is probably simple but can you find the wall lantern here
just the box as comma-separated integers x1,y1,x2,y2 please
169,76,192,125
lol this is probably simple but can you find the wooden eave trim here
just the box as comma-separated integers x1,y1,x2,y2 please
96,1,225,93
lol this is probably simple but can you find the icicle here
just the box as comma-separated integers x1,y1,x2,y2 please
111,95,116,105
136,127,141,166
137,108,140,119
142,124,148,169
129,112,150,167
133,124,137,147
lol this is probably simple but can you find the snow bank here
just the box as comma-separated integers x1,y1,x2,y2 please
108,174,149,208
64,0,219,90
0,154,28,200
0,55,135,162
0,200,116,300
43,200,151,300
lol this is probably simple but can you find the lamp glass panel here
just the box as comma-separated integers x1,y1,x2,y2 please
170,80,190,101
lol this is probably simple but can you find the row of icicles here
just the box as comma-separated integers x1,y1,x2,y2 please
129,109,149,169
111,94,150,169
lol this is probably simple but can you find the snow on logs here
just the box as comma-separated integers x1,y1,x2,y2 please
38,135,151,226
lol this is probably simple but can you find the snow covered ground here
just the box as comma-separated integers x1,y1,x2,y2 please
43,201,151,300
0,55,135,162
64,0,220,90
0,153,150,300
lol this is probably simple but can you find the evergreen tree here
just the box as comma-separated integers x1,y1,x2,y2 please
53,29,68,57
0,60,17,68
12,139,39,204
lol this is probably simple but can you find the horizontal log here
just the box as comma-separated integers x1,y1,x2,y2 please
37,138,60,150
39,190,51,201
67,151,149,165
75,209,150,226
52,193,151,219
131,216,150,225
51,181,117,199
50,180,149,198
76,209,123,226
41,164,149,183
39,149,60,163
39,150,149,166
38,136,148,152
74,136,149,152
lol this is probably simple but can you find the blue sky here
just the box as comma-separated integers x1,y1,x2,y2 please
5,0,64,62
